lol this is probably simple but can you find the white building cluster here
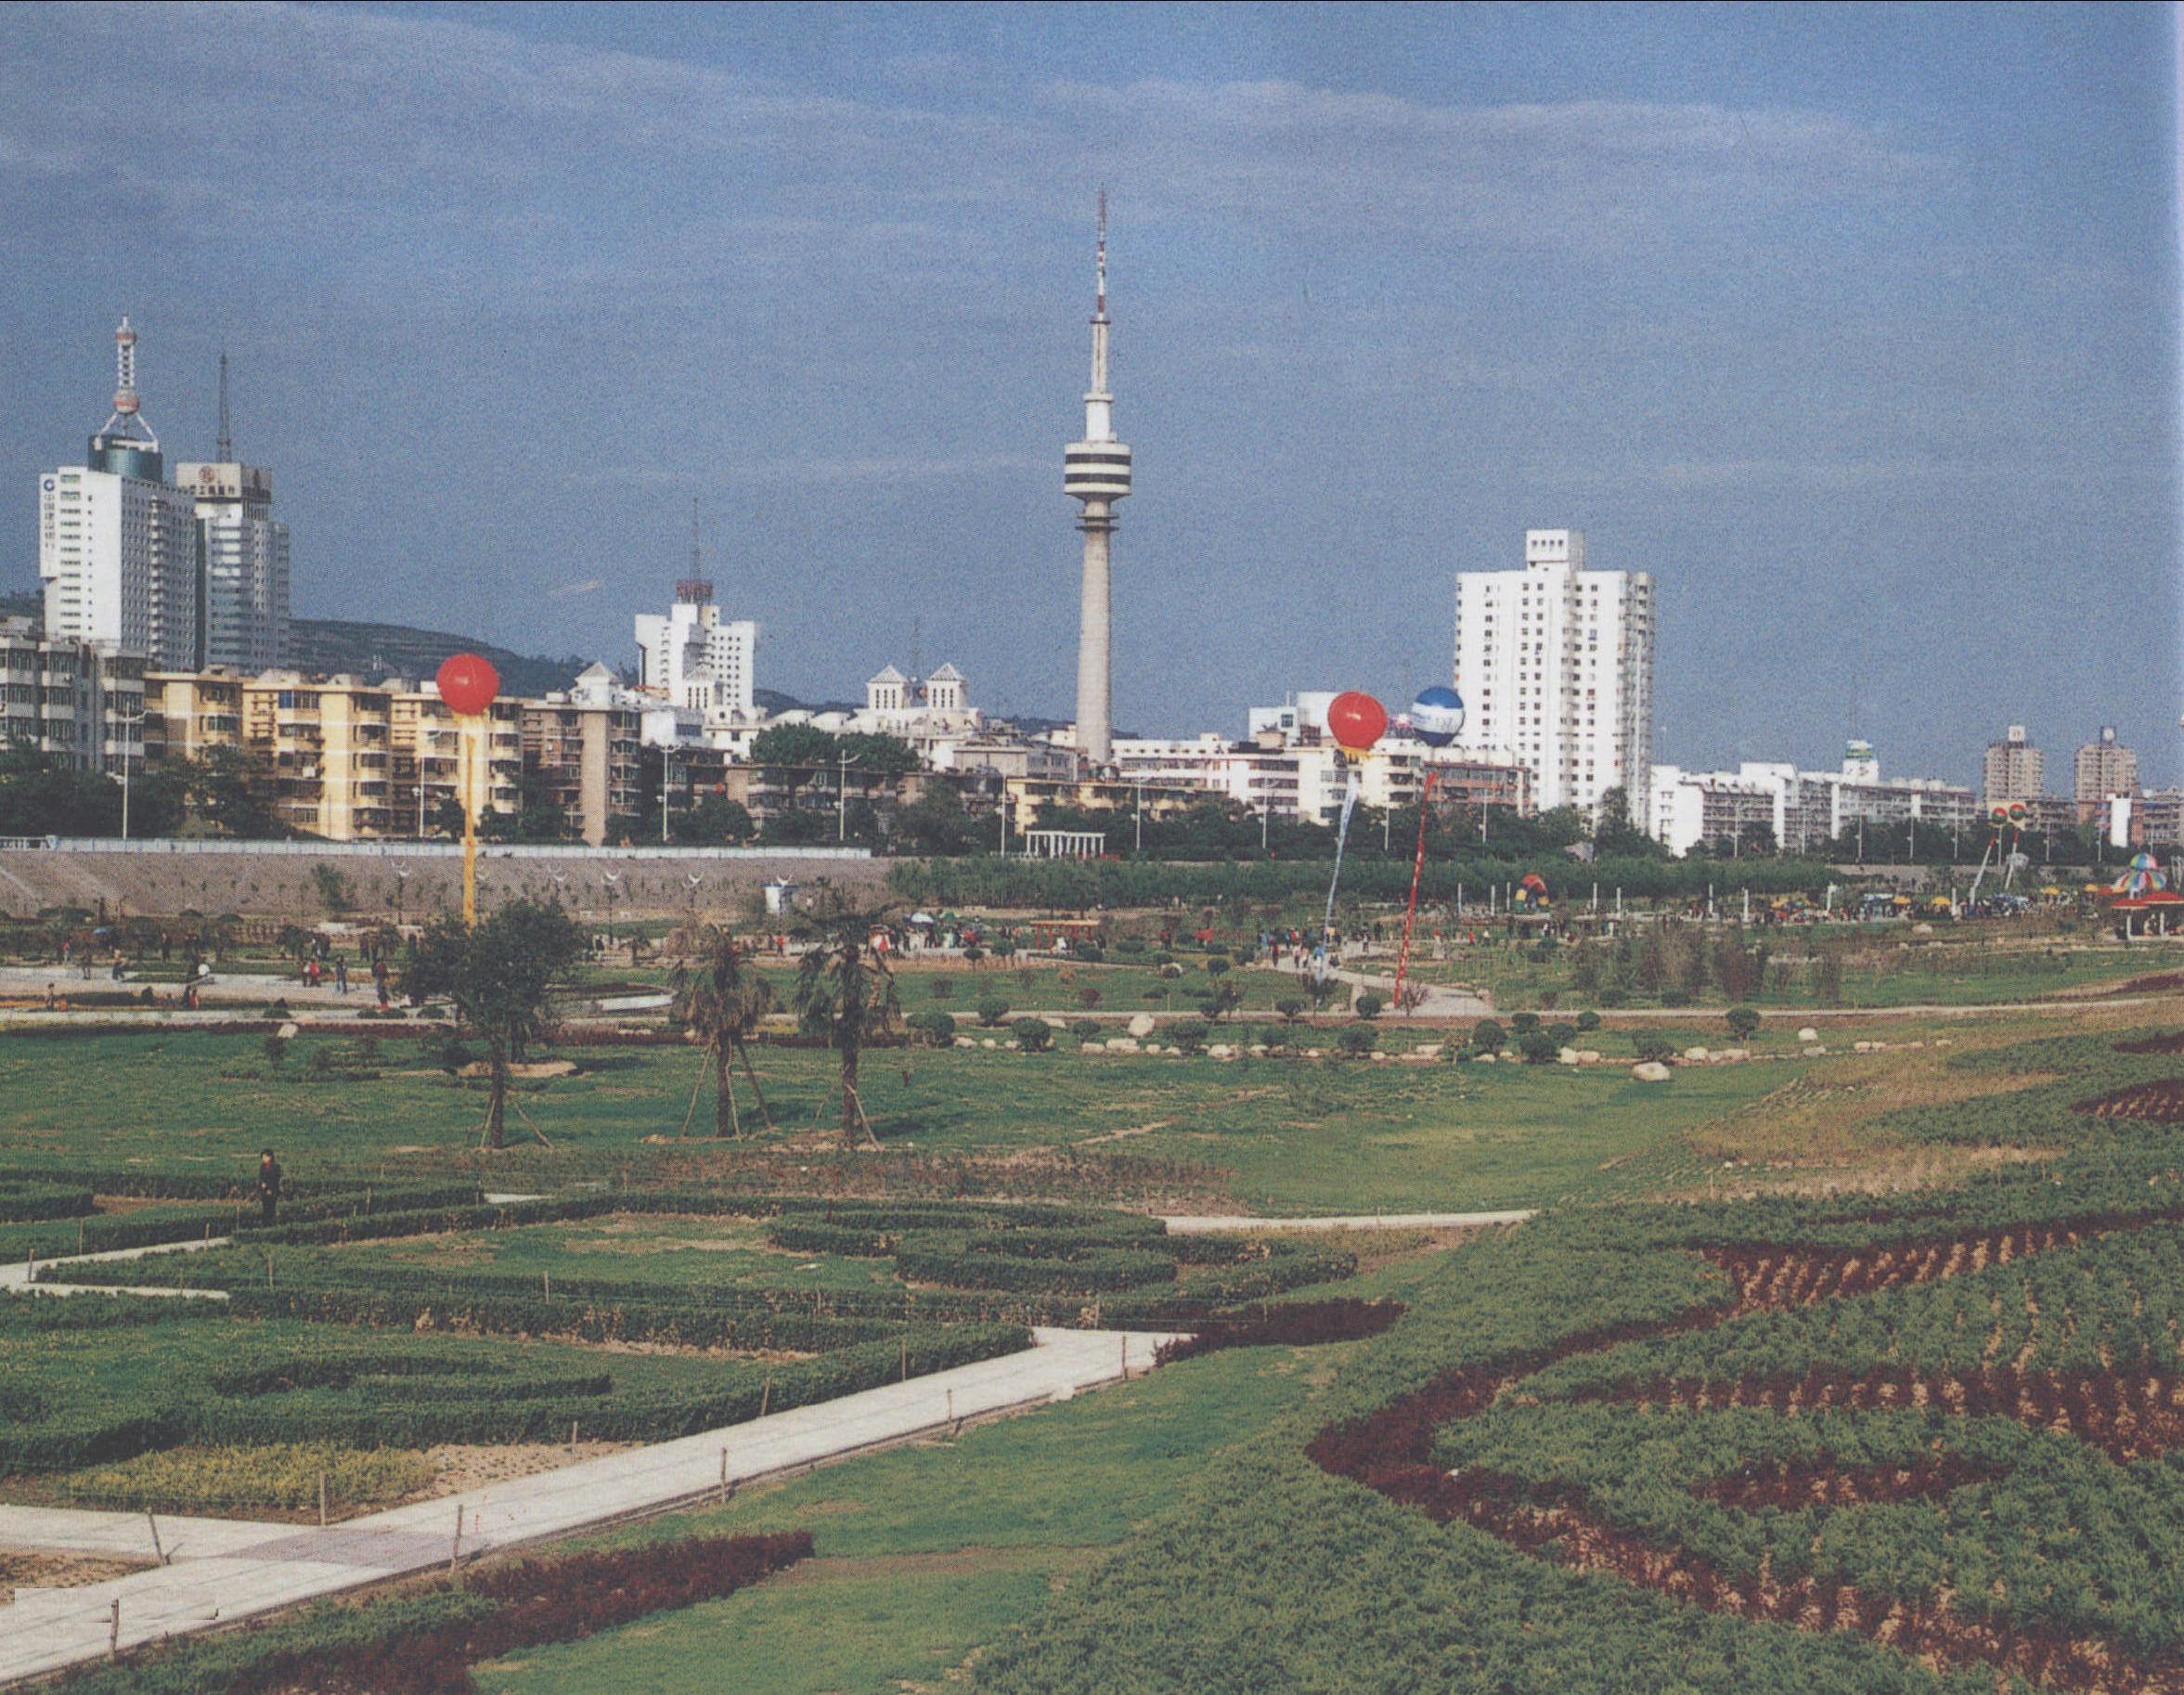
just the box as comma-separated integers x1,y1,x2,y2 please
1648,742,1981,859
37,320,291,683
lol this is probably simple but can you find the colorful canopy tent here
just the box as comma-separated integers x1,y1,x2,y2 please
2113,854,2169,899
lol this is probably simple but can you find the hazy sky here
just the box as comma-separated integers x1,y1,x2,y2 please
2,3,2177,783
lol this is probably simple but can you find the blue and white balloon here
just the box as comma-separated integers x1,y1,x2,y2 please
1409,685,1466,748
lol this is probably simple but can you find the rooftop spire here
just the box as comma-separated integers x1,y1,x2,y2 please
215,349,233,461
101,316,158,446
1086,188,1113,423
1094,187,1108,324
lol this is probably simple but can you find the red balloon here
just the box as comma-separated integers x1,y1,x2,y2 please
1325,691,1389,756
435,653,500,717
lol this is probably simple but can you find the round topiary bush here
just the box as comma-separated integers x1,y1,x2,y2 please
1470,1018,1506,1055
975,996,1011,1028
1508,1011,1541,1036
1517,1029,1558,1065
911,1011,956,1046
1338,1023,1378,1057
1012,1016,1054,1053
1069,1018,1105,1045
1725,1006,1761,1042
1354,992,1384,1019
1575,1010,1602,1032
1168,1018,1211,1054
1632,1030,1678,1065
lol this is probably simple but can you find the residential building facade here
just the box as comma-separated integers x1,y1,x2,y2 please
1983,724,2044,809
2074,728,2138,822
0,617,146,775
634,579,756,716
176,460,289,671
1451,528,1654,815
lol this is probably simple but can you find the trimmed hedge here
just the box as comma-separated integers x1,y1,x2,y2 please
0,1181,95,1224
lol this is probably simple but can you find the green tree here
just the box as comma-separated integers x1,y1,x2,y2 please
669,925,776,1138
401,900,586,1148
1725,1005,1761,1042
0,743,122,836
792,901,902,1149
673,793,756,846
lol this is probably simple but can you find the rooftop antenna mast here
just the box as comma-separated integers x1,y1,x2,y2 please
910,615,924,700
215,349,233,461
102,316,157,446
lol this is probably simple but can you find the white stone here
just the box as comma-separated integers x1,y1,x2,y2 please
981,1039,999,1049
1797,1027,1819,1043
1720,1047,1750,1061
1804,1044,1827,1056
1632,1061,1673,1081
1105,1038,1139,1053
1683,1046,1711,1063
1557,1046,1581,1065
1208,1044,1234,1059
954,1036,977,1049
1415,1043,1442,1058
278,1022,299,1040
1575,1050,1603,1064
1127,1013,1157,1039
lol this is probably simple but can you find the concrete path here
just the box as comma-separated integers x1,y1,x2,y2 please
0,1236,232,1295
0,1325,1172,1686
1160,1210,1534,1235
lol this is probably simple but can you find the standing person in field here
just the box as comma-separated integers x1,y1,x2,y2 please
255,1148,282,1224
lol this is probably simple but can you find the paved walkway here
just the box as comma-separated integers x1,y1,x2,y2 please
0,1325,1171,1686
1160,1210,1534,1235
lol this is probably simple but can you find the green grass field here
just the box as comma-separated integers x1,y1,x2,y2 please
0,1028,1794,1213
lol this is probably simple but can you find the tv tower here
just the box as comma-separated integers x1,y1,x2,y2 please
1064,189,1131,767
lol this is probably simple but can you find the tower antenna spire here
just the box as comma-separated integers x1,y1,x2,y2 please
215,349,233,461
102,316,157,446
1063,189,1131,769
691,495,702,576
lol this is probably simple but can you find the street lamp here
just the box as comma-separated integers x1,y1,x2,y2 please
601,871,622,947
837,748,861,843
1134,782,1144,853
112,709,148,840
394,868,410,925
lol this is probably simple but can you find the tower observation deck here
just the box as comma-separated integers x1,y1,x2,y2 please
1065,190,1131,767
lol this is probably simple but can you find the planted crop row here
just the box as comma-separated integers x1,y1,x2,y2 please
48,1530,814,1695
0,1321,1030,1474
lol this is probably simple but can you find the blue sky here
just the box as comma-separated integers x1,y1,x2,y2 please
2,2,2176,783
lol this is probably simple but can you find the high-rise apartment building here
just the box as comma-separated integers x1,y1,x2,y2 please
634,579,756,715
2074,727,2138,820
175,461,289,671
38,319,201,670
1451,528,1654,815
1982,724,2044,809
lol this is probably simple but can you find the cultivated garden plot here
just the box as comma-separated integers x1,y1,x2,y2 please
980,1021,2184,1695
3,1193,1359,1522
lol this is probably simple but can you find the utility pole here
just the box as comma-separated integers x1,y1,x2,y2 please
1134,782,1144,853
113,710,147,839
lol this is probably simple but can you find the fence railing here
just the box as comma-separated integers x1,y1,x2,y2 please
0,838,871,862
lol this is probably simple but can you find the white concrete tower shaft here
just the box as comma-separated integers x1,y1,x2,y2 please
1064,189,1131,767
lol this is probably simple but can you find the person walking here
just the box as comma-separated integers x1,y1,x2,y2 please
255,1149,282,1225
335,959,348,995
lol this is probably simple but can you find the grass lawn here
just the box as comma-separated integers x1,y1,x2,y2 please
0,1029,1796,1214
478,1306,1344,1695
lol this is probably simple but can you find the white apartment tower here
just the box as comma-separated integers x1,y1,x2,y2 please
1451,528,1655,816
634,577,756,715
39,318,200,669
176,355,290,671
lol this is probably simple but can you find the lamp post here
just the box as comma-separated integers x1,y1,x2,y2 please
394,869,410,925
112,709,148,840
661,747,677,845
1134,782,1144,853
601,872,622,947
837,749,860,843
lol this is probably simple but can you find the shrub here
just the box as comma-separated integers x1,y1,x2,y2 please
1632,1030,1678,1065
974,996,1011,1028
1517,1029,1558,1065
909,1011,956,1047
262,1034,289,1072
928,977,954,1000
960,945,986,965
1545,1022,1578,1050
1596,985,1627,1007
1012,1017,1054,1054
58,1441,433,1513
1151,952,1176,968
1575,1010,1601,1032
1076,943,1104,964
1078,986,1103,1010
436,1035,474,1075
1353,992,1384,1020
1253,1023,1288,1053
1205,955,1231,977
1470,1018,1506,1055
1112,936,1147,956
1168,1018,1212,1055
1337,1024,1378,1058
1725,1005,1762,1042
1274,997,1307,1023
1660,986,1694,1008
1157,962,1183,980
1508,1011,1540,1035
1069,1018,1105,1045
305,1046,339,1080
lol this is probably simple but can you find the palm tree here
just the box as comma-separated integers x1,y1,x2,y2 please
670,925,775,1138
792,903,901,1150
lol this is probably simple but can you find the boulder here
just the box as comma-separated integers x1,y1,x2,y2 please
1575,1049,1603,1064
1804,1044,1827,1057
1127,1013,1157,1039
1414,1043,1442,1059
1557,1046,1582,1065
981,1038,999,1050
1683,1046,1711,1063
1105,1037,1140,1054
1208,1043,1234,1059
1797,1027,1819,1043
1042,1016,1068,1029
1720,1047,1750,1062
277,1021,299,1040
954,1036,977,1049
1632,1061,1673,1082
